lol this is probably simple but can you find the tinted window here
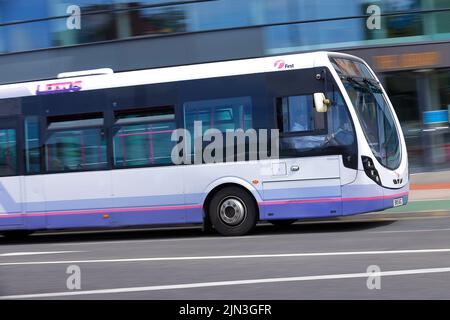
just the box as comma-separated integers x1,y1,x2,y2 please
45,114,107,172
0,128,17,176
277,92,356,159
183,96,253,160
184,96,252,134
25,116,41,173
112,107,176,167
278,95,326,134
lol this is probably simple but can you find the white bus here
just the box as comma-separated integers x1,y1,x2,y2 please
0,51,408,237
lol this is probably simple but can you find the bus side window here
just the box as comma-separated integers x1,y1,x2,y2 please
25,116,41,174
276,94,327,155
45,113,107,173
277,95,326,135
183,96,252,160
112,106,176,167
0,128,17,176
276,91,357,159
183,96,252,133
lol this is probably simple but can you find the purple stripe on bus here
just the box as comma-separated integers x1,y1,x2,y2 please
0,191,407,223
0,182,407,215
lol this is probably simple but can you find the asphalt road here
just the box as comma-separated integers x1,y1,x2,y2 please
1,212,450,300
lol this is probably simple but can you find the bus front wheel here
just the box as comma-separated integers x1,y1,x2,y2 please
209,186,257,236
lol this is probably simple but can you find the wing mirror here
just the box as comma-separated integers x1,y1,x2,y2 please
313,92,331,113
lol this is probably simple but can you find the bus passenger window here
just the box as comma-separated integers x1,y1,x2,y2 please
112,106,176,167
25,116,41,174
183,96,253,160
0,129,17,176
45,114,107,173
184,96,252,134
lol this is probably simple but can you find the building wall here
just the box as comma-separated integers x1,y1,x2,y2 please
0,28,264,84
1,0,450,173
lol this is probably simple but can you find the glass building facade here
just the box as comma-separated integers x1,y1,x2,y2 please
1,0,450,54
1,0,450,173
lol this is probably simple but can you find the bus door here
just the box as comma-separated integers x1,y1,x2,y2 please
0,117,24,227
109,105,186,227
261,94,342,219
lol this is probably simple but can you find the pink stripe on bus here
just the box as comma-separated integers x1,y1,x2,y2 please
0,192,408,219
260,197,341,206
0,204,203,218
342,192,408,202
260,192,408,206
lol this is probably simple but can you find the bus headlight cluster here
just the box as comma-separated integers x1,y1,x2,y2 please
362,156,382,185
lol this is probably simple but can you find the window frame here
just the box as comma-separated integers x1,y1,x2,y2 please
43,112,109,174
111,105,177,169
182,96,253,162
183,96,253,133
274,88,359,169
24,115,43,175
276,94,328,138
0,116,21,177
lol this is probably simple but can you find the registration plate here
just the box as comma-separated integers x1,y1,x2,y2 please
393,197,404,207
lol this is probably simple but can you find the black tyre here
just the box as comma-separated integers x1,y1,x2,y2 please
209,186,257,236
269,219,297,227
1,230,33,240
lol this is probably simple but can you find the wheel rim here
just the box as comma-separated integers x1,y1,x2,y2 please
218,197,247,226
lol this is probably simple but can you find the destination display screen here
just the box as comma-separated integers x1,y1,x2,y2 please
330,57,375,79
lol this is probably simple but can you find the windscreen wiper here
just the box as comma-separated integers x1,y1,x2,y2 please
362,78,382,93
343,76,384,96
342,76,365,89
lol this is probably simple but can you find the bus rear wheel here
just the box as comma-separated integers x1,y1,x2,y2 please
209,186,257,236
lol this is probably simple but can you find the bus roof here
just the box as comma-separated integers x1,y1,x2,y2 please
0,51,358,100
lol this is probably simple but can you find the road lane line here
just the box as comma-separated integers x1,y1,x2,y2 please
2,266,450,299
0,251,84,257
2,248,450,266
370,228,450,234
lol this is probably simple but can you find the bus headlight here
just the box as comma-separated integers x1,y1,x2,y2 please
362,156,382,186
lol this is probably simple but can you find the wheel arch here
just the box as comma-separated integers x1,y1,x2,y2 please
201,178,262,222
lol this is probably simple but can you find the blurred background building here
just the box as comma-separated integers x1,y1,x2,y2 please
0,0,449,173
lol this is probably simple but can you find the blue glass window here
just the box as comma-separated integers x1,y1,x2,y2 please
0,128,17,176
45,114,107,172
25,116,41,174
112,107,176,167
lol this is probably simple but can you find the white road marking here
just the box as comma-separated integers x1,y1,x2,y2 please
1,248,450,266
370,228,450,234
0,251,83,257
2,266,450,299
